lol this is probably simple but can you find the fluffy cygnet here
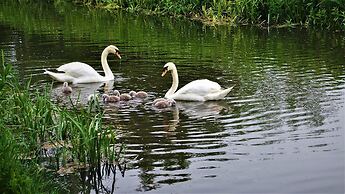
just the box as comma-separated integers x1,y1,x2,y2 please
87,94,99,102
102,94,120,103
62,82,72,94
129,90,148,99
110,89,120,96
152,98,176,109
119,93,132,101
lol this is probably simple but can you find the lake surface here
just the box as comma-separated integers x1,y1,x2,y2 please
1,1,344,193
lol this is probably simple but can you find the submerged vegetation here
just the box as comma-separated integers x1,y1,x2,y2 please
67,0,345,29
0,52,124,193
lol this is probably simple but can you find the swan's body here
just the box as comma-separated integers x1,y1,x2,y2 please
162,62,234,101
153,98,176,109
44,45,121,84
129,90,148,99
102,94,120,103
62,82,72,94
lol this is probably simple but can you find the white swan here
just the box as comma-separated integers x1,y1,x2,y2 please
44,45,121,84
162,62,234,101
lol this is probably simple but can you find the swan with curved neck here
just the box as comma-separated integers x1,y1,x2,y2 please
44,45,121,84
162,62,234,101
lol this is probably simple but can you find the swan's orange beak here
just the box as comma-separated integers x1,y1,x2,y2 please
115,52,121,59
161,66,168,77
161,69,168,77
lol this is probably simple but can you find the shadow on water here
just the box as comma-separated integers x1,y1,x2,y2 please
0,0,344,193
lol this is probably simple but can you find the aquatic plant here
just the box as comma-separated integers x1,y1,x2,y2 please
0,52,124,192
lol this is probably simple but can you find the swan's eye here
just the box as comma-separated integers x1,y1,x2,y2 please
116,50,121,55
163,66,168,71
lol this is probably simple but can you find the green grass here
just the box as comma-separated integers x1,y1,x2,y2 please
0,51,123,193
65,0,344,29
1,128,39,193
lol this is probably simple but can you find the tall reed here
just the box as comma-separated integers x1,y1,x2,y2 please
0,51,124,192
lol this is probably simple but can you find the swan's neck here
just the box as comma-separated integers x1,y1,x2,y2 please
101,49,114,79
165,67,179,98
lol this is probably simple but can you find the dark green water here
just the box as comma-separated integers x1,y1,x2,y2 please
1,1,344,193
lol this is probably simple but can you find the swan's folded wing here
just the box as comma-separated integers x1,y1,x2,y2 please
44,70,74,83
175,79,221,95
57,62,100,78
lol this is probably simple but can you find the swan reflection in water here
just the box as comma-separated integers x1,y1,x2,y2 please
87,98,230,191
175,100,231,119
151,100,231,137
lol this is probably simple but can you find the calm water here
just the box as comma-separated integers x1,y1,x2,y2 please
1,1,344,193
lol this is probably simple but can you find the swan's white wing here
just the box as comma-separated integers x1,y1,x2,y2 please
44,70,75,82
176,79,221,95
57,62,100,78
170,79,222,101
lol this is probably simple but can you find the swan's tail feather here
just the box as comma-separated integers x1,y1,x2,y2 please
43,70,74,83
206,85,235,100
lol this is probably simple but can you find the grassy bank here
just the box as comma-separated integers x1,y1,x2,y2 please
67,0,345,29
0,52,123,193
